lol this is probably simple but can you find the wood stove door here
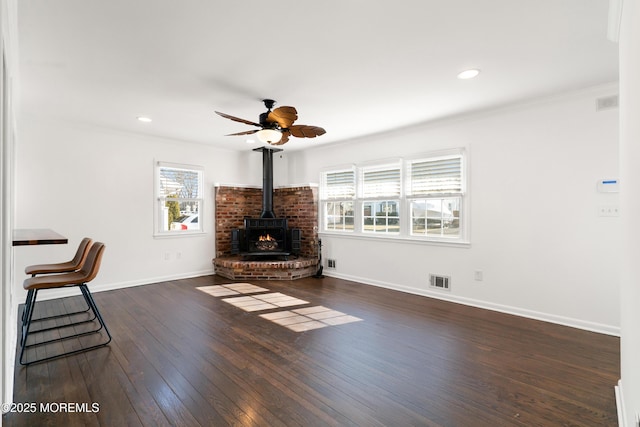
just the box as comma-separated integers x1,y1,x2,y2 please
247,227,287,254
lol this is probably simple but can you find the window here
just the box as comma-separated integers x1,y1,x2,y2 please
409,197,461,237
321,169,355,231
360,163,401,234
363,201,399,233
320,150,466,242
407,155,463,238
155,162,203,235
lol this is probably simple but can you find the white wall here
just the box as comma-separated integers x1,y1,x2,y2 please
289,84,620,334
1,0,18,415
13,116,259,301
618,0,640,424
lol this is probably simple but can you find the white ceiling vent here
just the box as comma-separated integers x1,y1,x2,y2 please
596,95,619,111
429,274,451,291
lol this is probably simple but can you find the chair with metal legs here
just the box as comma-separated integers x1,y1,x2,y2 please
22,237,93,326
25,237,92,277
20,242,111,365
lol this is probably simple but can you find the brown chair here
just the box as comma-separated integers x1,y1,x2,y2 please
20,242,111,365
25,237,92,276
22,237,93,325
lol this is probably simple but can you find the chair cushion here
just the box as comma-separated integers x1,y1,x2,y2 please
23,271,88,290
25,262,78,275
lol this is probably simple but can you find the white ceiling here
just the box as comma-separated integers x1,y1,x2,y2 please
17,0,619,152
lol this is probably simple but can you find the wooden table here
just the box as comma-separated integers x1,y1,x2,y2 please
12,229,68,246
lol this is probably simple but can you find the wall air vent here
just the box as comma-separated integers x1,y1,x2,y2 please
429,274,451,291
596,95,619,111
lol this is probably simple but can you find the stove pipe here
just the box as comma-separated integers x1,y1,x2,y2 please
253,146,282,219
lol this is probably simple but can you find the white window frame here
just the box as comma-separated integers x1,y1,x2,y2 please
319,149,468,245
359,161,402,235
320,166,356,232
154,161,204,237
406,151,465,241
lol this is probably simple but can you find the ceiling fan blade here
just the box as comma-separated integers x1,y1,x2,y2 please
215,111,261,127
267,106,298,128
226,130,258,136
288,125,326,138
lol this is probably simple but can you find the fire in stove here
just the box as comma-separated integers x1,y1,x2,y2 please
256,233,278,251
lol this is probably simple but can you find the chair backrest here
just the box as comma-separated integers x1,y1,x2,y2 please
70,237,93,270
78,242,106,283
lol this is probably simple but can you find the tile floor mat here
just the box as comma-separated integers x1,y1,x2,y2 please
196,283,270,297
222,293,309,312
260,306,363,331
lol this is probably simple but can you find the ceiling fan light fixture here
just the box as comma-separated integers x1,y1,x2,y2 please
256,128,282,144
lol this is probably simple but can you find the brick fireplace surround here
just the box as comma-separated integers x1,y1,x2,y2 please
213,185,319,280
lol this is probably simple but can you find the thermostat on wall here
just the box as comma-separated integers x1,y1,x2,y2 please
597,178,619,193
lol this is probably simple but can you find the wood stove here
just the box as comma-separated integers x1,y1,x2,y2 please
231,147,301,259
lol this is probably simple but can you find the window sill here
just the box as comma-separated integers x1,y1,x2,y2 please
154,231,207,239
318,231,470,248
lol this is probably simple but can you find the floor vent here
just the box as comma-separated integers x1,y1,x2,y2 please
429,274,451,291
596,95,619,111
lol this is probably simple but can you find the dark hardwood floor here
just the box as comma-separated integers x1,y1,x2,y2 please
3,275,620,426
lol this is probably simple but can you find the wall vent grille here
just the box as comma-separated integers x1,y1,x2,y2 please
429,274,451,291
596,95,619,111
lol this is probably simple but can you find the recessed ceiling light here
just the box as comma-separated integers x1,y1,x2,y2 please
137,116,152,123
457,69,480,80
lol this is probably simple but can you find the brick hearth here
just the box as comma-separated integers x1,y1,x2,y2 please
214,256,318,280
213,184,319,280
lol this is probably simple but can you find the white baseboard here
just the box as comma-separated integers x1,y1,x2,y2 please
20,268,215,303
324,271,620,336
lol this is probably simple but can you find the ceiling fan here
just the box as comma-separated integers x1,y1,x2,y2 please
215,99,326,146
